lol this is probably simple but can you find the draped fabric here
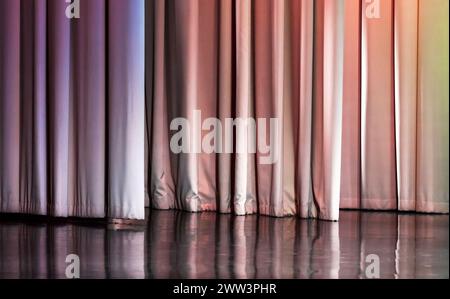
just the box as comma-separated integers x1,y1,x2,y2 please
0,0,145,219
0,0,449,221
147,0,449,221
148,0,345,220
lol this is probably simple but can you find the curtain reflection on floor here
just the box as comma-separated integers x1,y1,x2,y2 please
0,211,448,279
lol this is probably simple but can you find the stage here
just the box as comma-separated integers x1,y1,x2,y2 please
0,209,447,279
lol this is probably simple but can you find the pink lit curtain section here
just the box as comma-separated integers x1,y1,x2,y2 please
147,0,449,221
0,0,145,219
354,0,449,213
0,0,448,222
147,0,344,219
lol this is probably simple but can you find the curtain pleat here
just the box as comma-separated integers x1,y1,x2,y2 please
416,0,449,213
217,0,233,214
311,0,344,220
47,0,71,217
340,0,361,209
294,0,314,218
107,0,145,219
360,0,397,210
394,0,419,212
69,0,106,218
19,0,48,215
234,0,257,215
149,0,174,211
0,0,21,213
394,0,449,213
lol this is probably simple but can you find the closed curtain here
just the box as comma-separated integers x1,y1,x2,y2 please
0,0,145,219
147,0,449,221
1,0,448,221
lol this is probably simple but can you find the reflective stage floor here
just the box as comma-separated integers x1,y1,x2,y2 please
0,210,448,279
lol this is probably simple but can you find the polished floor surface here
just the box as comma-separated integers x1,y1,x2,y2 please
0,210,448,279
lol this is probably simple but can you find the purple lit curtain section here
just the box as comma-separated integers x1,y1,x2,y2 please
108,0,145,220
147,0,449,220
0,0,145,219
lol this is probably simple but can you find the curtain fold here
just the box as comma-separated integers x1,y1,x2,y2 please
311,0,344,220
340,0,361,209
19,0,48,215
69,0,106,218
107,0,146,220
394,0,419,212
416,0,449,213
0,0,21,214
0,0,448,221
360,0,397,210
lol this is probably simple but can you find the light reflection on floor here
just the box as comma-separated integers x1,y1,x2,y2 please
0,210,448,279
